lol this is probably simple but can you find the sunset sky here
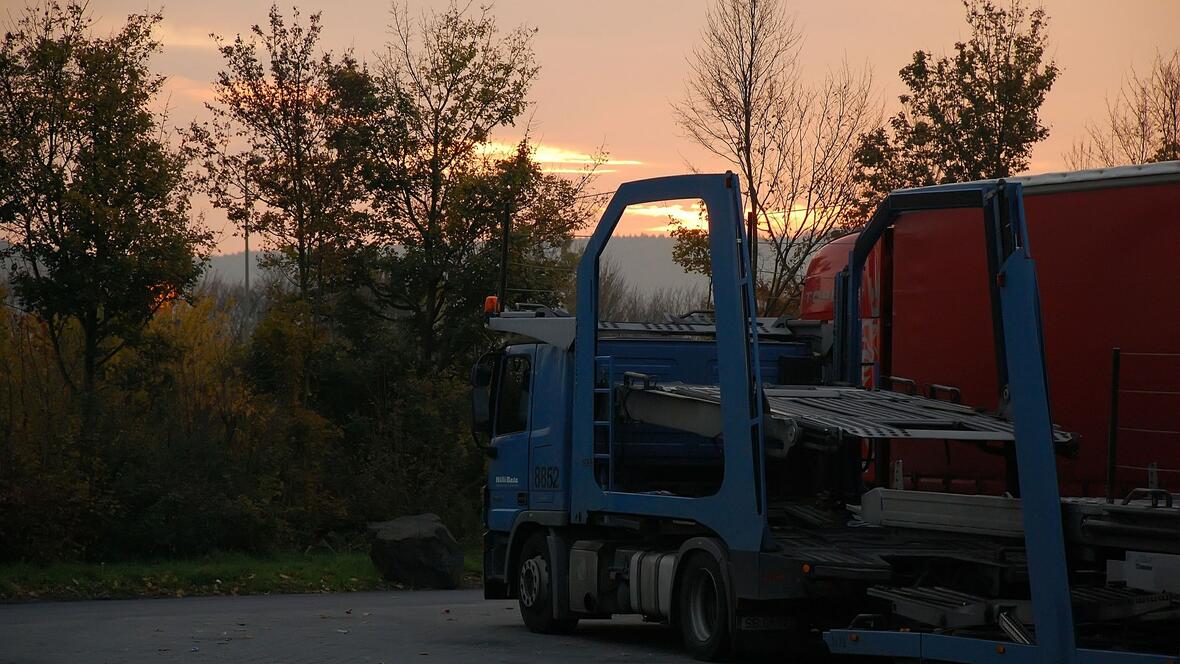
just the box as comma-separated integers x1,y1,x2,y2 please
74,0,1180,253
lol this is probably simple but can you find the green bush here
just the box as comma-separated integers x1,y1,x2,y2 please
0,286,486,562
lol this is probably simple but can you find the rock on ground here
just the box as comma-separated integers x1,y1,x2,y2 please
368,513,463,589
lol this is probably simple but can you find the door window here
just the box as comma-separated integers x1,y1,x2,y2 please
494,355,531,436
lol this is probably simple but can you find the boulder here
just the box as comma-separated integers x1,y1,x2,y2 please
368,513,463,589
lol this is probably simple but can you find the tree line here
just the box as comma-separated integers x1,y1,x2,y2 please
0,2,592,561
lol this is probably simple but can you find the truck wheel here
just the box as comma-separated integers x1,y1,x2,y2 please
517,533,578,634
678,552,732,661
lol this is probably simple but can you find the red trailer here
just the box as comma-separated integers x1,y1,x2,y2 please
801,162,1180,496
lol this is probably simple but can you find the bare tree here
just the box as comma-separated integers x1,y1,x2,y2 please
1065,49,1180,170
672,0,877,316
597,259,710,323
760,63,876,315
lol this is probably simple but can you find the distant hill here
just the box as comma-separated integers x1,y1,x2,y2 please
204,252,265,287
583,235,710,295
205,236,709,296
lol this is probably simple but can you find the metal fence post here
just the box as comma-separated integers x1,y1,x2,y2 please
1106,347,1121,504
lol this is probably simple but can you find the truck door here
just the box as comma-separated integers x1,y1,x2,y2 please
487,347,535,532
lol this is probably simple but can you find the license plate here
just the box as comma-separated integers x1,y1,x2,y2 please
739,615,789,631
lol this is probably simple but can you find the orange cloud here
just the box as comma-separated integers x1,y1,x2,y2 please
635,202,844,235
543,168,618,174
476,140,642,173
156,23,218,51
164,75,216,103
627,202,704,232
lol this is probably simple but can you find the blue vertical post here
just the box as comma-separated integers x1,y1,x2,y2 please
993,183,1077,663
568,173,768,553
829,181,1081,662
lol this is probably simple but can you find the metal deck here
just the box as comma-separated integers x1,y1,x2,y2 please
866,584,1176,629
857,488,1180,554
622,382,1073,444
770,524,1028,582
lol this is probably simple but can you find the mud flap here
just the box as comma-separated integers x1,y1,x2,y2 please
547,531,574,619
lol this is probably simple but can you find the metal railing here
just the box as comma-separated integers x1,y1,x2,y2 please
1105,347,1180,503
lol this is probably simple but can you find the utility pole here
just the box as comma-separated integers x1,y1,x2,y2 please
244,156,263,293
498,200,512,309
747,209,758,313
244,166,250,293
747,209,757,272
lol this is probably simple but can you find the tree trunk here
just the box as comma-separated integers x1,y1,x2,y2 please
421,275,439,369
80,318,100,465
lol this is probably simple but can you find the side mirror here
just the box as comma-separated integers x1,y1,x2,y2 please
472,361,494,389
471,352,496,455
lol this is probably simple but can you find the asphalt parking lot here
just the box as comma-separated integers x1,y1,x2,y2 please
0,590,715,663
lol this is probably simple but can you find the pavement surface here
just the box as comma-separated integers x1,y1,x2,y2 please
0,590,779,664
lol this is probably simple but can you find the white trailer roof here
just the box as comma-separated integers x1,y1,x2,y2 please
1015,160,1180,194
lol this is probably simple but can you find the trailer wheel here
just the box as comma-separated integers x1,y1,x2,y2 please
517,533,578,634
677,552,731,661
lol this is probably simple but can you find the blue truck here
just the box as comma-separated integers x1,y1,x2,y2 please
473,173,1179,662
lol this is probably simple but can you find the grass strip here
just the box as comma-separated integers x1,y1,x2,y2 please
1,550,483,601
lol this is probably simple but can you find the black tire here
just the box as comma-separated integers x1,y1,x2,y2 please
677,552,732,661
517,533,578,634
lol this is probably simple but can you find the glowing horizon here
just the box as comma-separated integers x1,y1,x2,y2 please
630,202,844,235
475,139,644,175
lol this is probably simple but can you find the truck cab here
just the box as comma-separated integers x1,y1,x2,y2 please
474,320,823,598
475,341,573,535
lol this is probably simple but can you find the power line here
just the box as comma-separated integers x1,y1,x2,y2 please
507,287,559,294
510,260,576,272
572,189,617,201
531,217,593,227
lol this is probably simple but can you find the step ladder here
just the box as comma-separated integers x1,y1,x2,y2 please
593,355,615,490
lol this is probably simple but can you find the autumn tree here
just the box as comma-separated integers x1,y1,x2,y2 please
0,3,211,399
668,207,712,279
359,3,596,369
673,0,877,316
1065,49,1180,169
191,5,378,301
852,0,1058,216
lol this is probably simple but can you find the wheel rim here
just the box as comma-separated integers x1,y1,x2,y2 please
688,568,719,643
519,557,544,608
